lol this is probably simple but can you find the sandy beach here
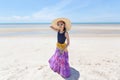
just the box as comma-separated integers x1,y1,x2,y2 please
0,36,120,80
0,24,120,80
0,0,120,79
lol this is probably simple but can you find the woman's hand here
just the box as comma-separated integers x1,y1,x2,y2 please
50,26,53,29
60,49,64,54
50,26,59,31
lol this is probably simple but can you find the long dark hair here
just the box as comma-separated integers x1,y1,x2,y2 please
63,26,66,32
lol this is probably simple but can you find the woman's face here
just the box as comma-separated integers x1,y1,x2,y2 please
57,21,65,30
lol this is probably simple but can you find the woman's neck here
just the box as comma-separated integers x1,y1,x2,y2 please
59,29,64,33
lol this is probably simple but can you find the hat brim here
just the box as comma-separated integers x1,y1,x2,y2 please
51,18,71,31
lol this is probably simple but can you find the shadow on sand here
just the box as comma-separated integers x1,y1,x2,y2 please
65,67,80,80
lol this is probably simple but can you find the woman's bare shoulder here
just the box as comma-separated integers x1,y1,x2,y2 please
65,31,69,37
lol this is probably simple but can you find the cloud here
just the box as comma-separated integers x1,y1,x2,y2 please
0,0,73,23
0,16,30,22
12,16,30,20
77,13,120,22
0,0,119,22
31,0,73,21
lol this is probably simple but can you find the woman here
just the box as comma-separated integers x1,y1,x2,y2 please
48,18,71,78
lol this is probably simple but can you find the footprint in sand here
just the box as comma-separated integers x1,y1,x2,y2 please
35,49,41,52
92,70,109,80
87,63,91,65
38,65,47,70
95,63,101,66
103,59,111,63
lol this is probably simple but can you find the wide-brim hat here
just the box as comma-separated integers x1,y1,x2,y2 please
51,18,71,31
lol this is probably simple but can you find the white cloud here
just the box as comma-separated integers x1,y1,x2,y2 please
0,16,30,22
76,13,120,22
12,16,30,20
31,0,73,21
0,0,73,23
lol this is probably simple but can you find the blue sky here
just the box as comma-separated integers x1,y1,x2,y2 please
0,0,120,23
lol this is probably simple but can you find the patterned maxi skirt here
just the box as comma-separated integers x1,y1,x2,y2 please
48,43,71,78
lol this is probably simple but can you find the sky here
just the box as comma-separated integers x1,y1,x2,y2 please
0,0,120,23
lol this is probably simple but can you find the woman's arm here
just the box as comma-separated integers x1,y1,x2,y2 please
63,32,70,51
50,26,59,32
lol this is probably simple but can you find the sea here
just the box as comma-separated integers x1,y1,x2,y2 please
0,23,120,37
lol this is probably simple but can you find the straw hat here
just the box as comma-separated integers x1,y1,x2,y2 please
51,18,71,31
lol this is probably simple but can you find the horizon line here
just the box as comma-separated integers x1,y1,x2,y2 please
0,22,120,24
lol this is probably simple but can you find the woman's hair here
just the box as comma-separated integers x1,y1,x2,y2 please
57,20,66,32
63,25,66,32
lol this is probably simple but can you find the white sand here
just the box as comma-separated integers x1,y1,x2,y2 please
0,36,120,80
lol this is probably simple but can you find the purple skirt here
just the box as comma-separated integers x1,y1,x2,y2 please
48,48,71,78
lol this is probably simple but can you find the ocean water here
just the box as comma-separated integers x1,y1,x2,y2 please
0,23,50,28
0,23,120,37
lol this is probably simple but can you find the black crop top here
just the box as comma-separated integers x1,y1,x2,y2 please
57,31,66,44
